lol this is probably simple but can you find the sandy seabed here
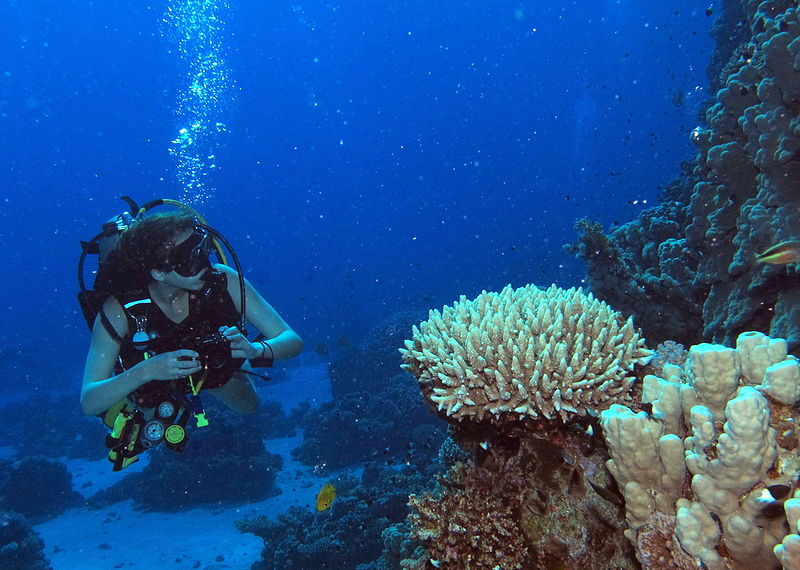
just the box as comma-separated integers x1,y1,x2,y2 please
34,361,336,570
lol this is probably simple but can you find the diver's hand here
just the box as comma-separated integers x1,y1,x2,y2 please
219,326,261,359
143,349,202,381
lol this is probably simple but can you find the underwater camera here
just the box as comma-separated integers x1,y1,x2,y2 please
188,330,231,369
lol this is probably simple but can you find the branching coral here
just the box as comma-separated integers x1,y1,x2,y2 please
400,284,652,423
397,284,648,569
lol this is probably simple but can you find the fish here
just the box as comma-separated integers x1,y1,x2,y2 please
316,482,336,511
586,476,624,506
755,484,794,519
766,484,792,501
756,240,800,265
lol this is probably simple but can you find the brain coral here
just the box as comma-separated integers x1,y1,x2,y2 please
400,284,652,423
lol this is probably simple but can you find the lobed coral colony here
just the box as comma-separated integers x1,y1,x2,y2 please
569,0,800,354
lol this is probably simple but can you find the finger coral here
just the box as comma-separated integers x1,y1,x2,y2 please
601,331,800,569
399,284,652,423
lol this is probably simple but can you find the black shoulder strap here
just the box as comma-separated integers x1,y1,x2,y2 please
97,291,151,346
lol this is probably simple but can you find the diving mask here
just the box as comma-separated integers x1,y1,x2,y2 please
167,226,212,277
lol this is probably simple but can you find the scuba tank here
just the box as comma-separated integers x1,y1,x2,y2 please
77,208,136,330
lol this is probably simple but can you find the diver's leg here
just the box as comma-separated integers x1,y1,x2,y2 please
207,369,260,414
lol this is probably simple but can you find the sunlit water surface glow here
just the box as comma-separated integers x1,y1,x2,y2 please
163,0,236,205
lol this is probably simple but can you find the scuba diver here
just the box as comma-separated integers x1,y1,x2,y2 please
79,199,303,469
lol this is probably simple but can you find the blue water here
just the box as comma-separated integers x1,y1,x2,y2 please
0,2,714,396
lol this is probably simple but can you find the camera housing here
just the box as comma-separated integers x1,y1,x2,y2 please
190,330,231,369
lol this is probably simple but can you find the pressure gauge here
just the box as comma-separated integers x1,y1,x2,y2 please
157,401,176,419
143,420,165,443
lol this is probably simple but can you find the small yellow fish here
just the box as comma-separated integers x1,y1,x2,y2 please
316,482,336,511
756,240,800,265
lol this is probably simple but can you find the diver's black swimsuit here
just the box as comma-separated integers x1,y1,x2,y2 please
116,269,244,408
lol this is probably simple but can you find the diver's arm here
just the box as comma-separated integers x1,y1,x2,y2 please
81,298,144,415
80,298,202,415
216,264,304,360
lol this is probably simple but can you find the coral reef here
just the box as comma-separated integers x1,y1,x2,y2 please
400,284,652,423
571,0,800,352
398,285,647,568
683,1,800,350
293,372,446,471
238,462,434,569
601,331,800,568
328,311,426,398
249,398,304,439
0,393,108,461
295,309,446,471
567,204,704,348
407,460,530,568
400,423,637,569
0,510,51,570
0,456,83,522
650,340,690,376
89,401,283,510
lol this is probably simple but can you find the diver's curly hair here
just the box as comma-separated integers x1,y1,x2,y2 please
98,211,196,295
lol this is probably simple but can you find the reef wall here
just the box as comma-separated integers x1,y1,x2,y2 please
571,0,800,352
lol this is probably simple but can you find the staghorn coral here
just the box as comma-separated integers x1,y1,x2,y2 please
399,283,652,423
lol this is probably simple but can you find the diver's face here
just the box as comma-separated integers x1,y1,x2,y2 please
162,229,210,288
